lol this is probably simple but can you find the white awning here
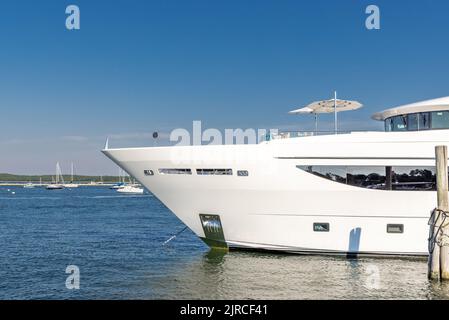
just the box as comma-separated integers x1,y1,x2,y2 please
371,96,449,121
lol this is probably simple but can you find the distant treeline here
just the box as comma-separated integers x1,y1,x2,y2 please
0,173,121,183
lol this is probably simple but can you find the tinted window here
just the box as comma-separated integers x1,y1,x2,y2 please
386,112,431,131
385,118,392,132
346,167,386,189
197,169,233,176
419,112,430,130
387,224,404,234
158,168,192,175
298,166,436,191
407,113,419,131
391,167,435,190
391,115,408,131
431,111,449,129
237,170,249,176
301,166,347,184
313,223,330,232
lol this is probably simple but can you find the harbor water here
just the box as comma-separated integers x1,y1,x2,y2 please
1,186,449,299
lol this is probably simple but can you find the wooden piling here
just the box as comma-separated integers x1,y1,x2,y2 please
429,145,449,280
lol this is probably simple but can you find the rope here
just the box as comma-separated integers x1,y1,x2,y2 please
428,208,449,254
163,226,188,246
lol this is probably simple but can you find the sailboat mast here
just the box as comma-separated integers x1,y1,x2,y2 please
56,162,59,184
334,90,338,134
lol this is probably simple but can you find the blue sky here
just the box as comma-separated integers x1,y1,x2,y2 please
1,0,449,175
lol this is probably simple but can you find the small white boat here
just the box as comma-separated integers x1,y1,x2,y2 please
23,182,35,188
64,183,79,188
46,184,64,190
116,185,144,194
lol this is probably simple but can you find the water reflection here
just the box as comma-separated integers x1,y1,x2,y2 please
147,250,449,299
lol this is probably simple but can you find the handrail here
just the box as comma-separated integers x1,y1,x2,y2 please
271,130,384,140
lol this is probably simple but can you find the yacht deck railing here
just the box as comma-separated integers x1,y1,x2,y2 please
270,130,383,140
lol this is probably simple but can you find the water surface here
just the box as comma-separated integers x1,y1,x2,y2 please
1,186,448,299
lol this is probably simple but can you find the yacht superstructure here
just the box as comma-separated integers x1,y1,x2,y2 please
102,96,449,256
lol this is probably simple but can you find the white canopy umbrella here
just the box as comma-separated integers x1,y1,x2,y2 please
289,92,363,133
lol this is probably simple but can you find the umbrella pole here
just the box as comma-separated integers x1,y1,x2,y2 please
314,113,318,135
334,91,337,134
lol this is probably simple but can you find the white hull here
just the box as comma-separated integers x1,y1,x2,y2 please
102,129,449,256
116,185,144,194
63,184,79,188
46,184,64,190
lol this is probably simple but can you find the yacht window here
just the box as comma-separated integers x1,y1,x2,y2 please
431,111,449,129
391,115,408,131
144,170,154,176
386,112,432,132
237,170,249,176
387,224,404,234
197,169,233,176
419,112,430,130
385,118,392,132
407,113,419,131
158,168,192,175
313,223,330,232
297,166,436,191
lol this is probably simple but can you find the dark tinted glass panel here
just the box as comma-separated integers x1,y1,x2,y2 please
390,167,435,190
391,115,408,131
407,113,418,131
431,111,449,129
297,166,437,191
387,224,404,234
385,118,392,132
158,168,192,175
197,169,233,175
346,167,386,189
419,112,430,130
300,166,347,184
313,223,330,232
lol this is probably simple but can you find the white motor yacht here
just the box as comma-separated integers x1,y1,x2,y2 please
102,96,449,256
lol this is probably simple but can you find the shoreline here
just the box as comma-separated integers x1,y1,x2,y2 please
0,182,115,187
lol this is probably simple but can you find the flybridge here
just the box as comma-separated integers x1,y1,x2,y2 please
371,96,449,132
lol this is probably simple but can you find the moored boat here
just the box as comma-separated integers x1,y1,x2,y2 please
102,96,449,256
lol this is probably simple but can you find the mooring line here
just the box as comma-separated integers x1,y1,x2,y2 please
163,226,188,246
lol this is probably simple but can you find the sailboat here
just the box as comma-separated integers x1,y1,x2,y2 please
116,172,144,194
110,168,125,189
64,162,79,188
46,162,64,190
